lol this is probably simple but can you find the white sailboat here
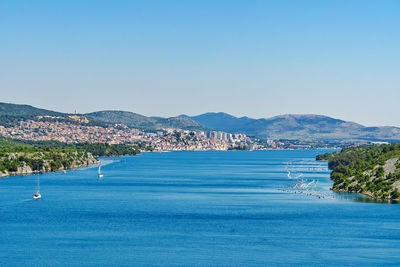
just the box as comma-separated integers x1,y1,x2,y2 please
33,174,41,200
98,162,103,179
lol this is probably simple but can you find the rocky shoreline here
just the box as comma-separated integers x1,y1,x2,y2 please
317,144,400,201
0,151,99,178
329,157,400,200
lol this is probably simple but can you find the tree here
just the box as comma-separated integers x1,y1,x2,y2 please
391,189,400,199
376,167,385,178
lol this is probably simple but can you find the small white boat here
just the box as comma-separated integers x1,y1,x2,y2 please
62,170,67,174
33,174,42,199
98,162,103,179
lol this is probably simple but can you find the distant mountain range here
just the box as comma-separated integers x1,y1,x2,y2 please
1,102,400,141
180,112,400,140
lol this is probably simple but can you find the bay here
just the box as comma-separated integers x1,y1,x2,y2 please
1,150,400,266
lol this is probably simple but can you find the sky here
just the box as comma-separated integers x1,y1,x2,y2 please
0,0,399,126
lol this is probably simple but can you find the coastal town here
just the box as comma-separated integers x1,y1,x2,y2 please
0,118,257,151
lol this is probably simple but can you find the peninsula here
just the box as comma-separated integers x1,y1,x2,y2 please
0,136,140,178
317,144,400,200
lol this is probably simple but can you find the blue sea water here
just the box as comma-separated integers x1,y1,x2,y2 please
1,150,400,266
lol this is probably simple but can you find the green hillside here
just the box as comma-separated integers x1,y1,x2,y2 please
0,102,66,117
317,144,400,200
86,110,206,131
0,136,26,147
0,103,206,131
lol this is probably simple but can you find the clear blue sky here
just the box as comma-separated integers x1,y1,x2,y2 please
0,0,399,126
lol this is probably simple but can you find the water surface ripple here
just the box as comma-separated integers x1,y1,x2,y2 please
1,150,399,266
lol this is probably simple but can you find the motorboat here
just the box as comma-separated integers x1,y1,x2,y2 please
98,162,103,179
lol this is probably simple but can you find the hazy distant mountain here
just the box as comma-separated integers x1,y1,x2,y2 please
180,112,254,133
181,112,400,140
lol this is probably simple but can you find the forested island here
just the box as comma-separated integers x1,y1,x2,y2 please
317,144,400,200
0,136,140,178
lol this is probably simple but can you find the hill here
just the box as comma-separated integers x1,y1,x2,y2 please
0,102,66,117
0,103,205,131
317,144,400,200
85,111,206,131
181,112,400,140
180,112,254,133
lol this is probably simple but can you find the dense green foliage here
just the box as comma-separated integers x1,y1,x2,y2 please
4,139,141,157
317,144,400,199
228,146,249,151
0,137,141,175
74,143,140,156
0,145,95,173
0,136,23,147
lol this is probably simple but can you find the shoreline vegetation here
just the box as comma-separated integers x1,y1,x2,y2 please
317,144,400,200
0,136,141,178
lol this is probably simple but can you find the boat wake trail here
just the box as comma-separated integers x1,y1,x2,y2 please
280,160,334,200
